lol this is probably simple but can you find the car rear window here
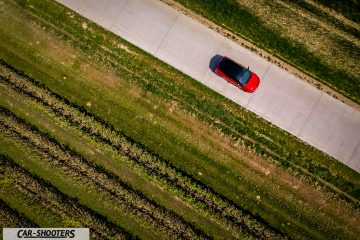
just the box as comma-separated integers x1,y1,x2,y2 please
219,58,251,85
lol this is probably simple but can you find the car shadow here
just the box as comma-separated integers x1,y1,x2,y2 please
209,54,223,73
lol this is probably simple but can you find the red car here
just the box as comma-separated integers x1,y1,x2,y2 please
215,56,260,93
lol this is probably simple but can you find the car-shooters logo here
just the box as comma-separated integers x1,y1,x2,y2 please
3,228,89,240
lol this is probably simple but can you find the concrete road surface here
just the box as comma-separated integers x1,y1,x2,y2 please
56,0,360,172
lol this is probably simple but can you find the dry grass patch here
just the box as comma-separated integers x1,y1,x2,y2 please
236,0,359,79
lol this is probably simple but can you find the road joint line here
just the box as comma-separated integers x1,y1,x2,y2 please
297,92,323,137
109,0,130,31
154,11,180,56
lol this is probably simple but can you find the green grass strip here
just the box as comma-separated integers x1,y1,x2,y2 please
315,0,360,23
0,153,139,239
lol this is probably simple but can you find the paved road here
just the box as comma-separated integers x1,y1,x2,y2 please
56,0,360,172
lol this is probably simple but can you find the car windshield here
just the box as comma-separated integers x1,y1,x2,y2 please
219,58,252,85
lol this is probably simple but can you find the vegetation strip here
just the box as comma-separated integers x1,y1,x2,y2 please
0,62,283,239
0,198,38,228
0,154,135,239
0,109,210,240
312,0,360,23
285,0,359,38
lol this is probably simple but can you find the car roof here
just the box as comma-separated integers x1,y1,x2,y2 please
218,57,250,83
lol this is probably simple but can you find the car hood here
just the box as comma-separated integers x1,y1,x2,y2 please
244,73,260,93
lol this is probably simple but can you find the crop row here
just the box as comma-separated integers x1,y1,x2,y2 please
1,36,356,210
0,198,38,228
311,0,359,23
0,108,209,240
286,0,359,38
0,154,134,239
0,61,282,239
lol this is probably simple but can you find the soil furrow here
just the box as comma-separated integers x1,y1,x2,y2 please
0,61,283,239
0,109,210,240
0,198,38,228
0,155,133,239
